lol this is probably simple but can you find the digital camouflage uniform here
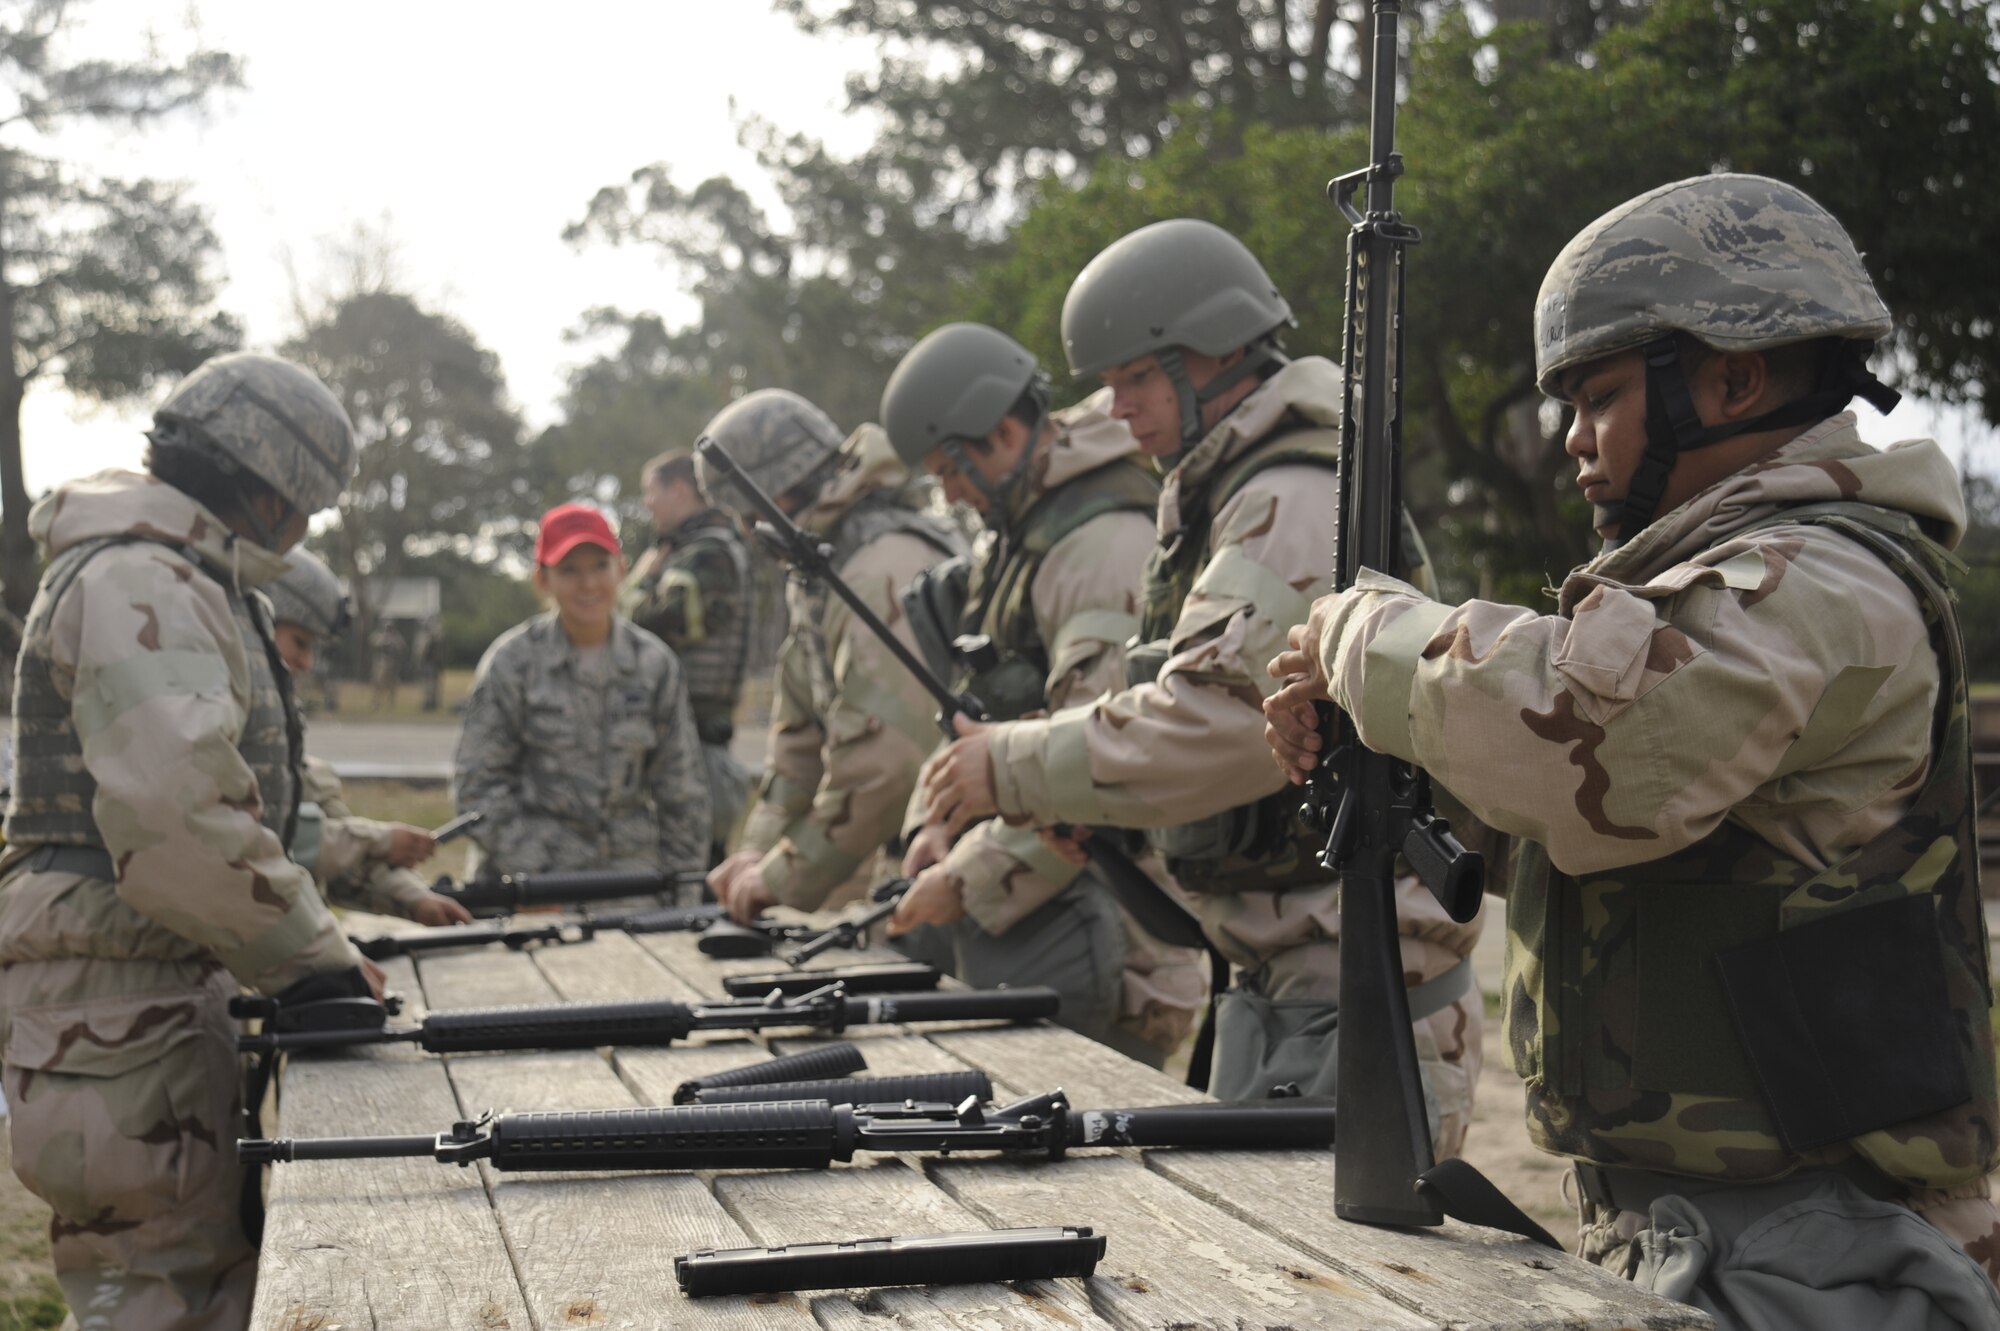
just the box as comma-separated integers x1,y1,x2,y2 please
984,357,1484,1136
0,469,366,1330
293,755,433,919
453,613,710,887
737,426,964,909
618,507,754,857
905,389,1207,1064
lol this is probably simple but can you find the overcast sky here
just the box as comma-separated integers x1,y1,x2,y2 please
14,0,881,496
12,1,1996,502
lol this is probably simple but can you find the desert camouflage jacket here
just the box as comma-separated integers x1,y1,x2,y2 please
740,425,962,909
0,469,362,992
297,754,432,917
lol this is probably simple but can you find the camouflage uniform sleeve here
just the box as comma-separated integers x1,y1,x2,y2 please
616,544,670,634
1312,526,1940,876
759,533,941,910
451,631,541,871
298,756,433,916
949,510,1151,935
646,649,711,875
740,638,824,855
58,546,361,992
986,464,1333,830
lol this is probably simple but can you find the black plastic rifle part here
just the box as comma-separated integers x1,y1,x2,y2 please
672,1043,869,1104
240,1090,1336,1170
434,868,707,916
692,1069,993,1107
721,961,941,998
1307,0,1484,1229
674,1226,1107,1297
781,879,911,966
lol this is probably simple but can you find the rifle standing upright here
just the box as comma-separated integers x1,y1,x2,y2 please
1306,0,1484,1228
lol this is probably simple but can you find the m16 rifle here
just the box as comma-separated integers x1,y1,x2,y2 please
240,1088,1335,1170
236,982,1062,1058
348,904,834,963
695,436,1209,956
433,867,709,917
1302,0,1535,1238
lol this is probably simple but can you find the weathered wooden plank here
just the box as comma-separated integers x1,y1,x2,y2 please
928,1022,1210,1108
252,958,534,1331
541,928,710,1004
447,1049,820,1331
932,1153,1439,1331
1144,1151,1712,1331
715,1156,1110,1329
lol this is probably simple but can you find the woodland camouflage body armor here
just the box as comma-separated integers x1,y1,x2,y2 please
1507,502,1998,1189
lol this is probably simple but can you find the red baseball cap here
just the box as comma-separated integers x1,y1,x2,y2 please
535,503,621,566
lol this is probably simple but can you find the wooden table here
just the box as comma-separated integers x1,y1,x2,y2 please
250,921,1709,1330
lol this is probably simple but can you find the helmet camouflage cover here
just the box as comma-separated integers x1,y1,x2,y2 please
694,389,845,517
151,352,359,515
266,547,351,639
1535,173,1892,395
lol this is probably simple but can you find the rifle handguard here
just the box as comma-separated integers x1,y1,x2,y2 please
722,962,940,998
672,1043,868,1104
488,1101,847,1172
416,998,695,1053
694,1070,991,1108
838,986,1058,1027
1067,1099,1336,1150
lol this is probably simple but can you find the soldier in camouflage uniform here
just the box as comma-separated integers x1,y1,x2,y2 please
921,222,1484,1133
617,450,754,864
879,323,1206,1065
1268,175,2000,1327
454,503,709,889
265,549,471,928
699,391,964,922
0,353,376,1330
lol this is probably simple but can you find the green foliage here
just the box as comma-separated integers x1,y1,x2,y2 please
969,0,2000,599
0,3,244,614
397,550,540,671
0,1272,65,1331
282,290,534,635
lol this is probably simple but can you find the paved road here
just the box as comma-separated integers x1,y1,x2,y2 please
307,718,770,782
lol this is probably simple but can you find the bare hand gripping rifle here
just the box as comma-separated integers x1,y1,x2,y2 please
694,437,1210,955
1303,0,1487,1231
236,982,1060,1058
240,1088,1335,1169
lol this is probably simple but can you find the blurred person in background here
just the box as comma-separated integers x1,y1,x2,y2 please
453,502,709,895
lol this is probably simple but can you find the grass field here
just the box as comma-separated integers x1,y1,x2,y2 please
0,1136,62,1330
301,667,475,723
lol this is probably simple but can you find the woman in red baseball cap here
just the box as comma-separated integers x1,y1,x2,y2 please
449,503,712,893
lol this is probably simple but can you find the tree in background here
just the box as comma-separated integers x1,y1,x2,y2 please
0,3,243,614
282,287,532,664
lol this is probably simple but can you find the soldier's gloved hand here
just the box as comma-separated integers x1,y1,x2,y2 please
408,893,474,928
1265,620,1336,785
384,824,438,868
919,714,998,839
900,823,953,876
886,864,966,936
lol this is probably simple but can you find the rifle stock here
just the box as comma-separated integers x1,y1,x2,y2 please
1308,0,1485,1229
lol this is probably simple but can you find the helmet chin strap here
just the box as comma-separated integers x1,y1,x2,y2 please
1602,337,1900,551
1157,341,1289,462
943,388,1050,533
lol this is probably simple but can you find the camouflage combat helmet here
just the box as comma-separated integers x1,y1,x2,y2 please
150,352,359,518
880,323,1049,524
267,547,352,640
694,389,845,518
1061,218,1293,455
1535,174,1900,545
